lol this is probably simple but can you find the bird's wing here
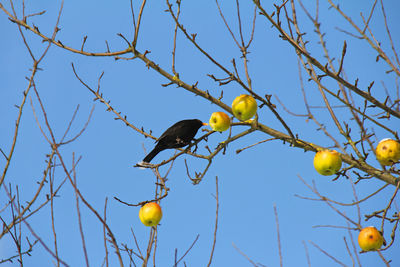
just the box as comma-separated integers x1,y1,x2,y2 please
157,121,186,142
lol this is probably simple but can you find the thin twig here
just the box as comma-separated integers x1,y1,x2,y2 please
302,241,311,267
274,204,283,267
309,241,348,267
103,198,109,267
207,177,219,267
232,243,258,267
173,234,200,267
3,185,70,267
72,153,90,267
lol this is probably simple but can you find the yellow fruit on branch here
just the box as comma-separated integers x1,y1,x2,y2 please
358,226,384,251
313,150,342,176
375,138,400,166
232,94,257,121
209,111,231,132
139,202,163,227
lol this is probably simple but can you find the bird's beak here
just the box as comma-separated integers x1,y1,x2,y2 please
202,122,208,126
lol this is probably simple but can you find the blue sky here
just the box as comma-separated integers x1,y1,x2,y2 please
1,0,399,266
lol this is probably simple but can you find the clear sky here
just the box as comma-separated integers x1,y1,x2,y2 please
1,0,399,266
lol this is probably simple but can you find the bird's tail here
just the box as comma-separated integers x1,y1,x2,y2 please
143,146,161,163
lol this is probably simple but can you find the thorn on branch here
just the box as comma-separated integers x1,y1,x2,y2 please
385,69,394,74
279,34,287,40
117,33,131,47
218,91,224,101
336,40,347,76
367,81,374,94
81,36,87,51
161,82,173,87
105,40,110,53
143,50,151,57
8,17,17,24
33,25,40,33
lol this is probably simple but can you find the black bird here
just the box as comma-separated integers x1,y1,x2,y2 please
142,119,206,163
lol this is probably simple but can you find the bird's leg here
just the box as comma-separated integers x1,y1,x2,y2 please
188,141,199,153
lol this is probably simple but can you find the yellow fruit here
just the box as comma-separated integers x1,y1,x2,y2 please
209,112,231,132
139,202,163,227
375,138,400,166
232,94,257,121
313,150,342,176
358,226,384,251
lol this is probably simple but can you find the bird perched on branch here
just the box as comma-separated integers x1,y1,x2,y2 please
142,119,207,163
